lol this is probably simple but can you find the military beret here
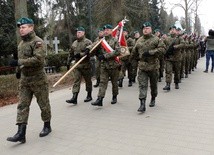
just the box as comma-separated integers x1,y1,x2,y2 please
103,24,113,29
17,17,34,27
133,30,139,34
141,22,152,29
169,25,177,30
98,27,104,32
123,27,128,32
76,26,85,32
154,29,160,33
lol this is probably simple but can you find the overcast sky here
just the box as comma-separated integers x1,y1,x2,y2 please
165,0,213,35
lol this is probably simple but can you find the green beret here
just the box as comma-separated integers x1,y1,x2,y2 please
103,24,113,29
169,25,176,30
17,17,34,27
76,26,85,32
154,29,160,33
142,22,152,29
133,30,139,34
98,27,104,32
123,27,128,32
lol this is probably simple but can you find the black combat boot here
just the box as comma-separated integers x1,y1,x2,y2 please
128,79,132,87
185,74,188,78
163,83,170,91
175,83,179,89
39,121,52,137
211,67,213,73
84,91,92,102
149,96,156,107
7,124,26,143
66,92,78,104
137,99,146,112
91,97,103,106
111,95,117,104
118,79,123,87
93,78,100,87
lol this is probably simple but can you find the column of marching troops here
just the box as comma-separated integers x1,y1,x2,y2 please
65,22,205,113
6,17,207,144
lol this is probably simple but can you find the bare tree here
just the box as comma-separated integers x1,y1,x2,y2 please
172,0,194,33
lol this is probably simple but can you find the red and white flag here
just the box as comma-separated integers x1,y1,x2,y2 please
101,39,120,63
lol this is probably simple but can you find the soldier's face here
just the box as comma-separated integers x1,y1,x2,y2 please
104,28,112,36
19,24,34,36
98,31,104,37
76,31,85,38
135,33,140,38
143,27,152,35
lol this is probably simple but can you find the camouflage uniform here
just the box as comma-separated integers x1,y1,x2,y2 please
164,34,185,88
131,34,165,100
16,31,51,124
118,36,135,87
91,34,121,106
67,36,92,94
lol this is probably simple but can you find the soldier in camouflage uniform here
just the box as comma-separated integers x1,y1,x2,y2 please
118,27,135,87
154,29,165,82
130,22,165,113
163,25,185,91
131,30,140,83
7,17,52,143
93,28,104,87
66,27,93,104
91,24,121,106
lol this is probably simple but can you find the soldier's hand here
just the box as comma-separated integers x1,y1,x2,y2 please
9,59,19,67
83,48,90,57
74,53,81,59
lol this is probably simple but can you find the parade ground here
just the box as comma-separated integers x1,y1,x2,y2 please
0,57,214,155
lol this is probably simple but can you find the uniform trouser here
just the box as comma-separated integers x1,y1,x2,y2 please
185,51,191,75
180,52,186,76
17,77,51,124
189,51,194,72
165,60,181,84
159,57,165,78
131,60,138,79
98,67,119,97
138,69,158,99
95,60,101,79
119,60,132,80
72,67,92,93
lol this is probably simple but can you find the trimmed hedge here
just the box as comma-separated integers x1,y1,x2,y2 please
0,74,18,98
45,52,69,72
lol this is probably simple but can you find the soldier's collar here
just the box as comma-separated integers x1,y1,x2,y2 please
21,31,36,41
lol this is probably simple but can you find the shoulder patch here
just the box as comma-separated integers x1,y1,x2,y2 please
35,41,43,48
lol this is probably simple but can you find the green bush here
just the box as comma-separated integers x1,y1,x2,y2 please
45,52,69,72
0,74,18,98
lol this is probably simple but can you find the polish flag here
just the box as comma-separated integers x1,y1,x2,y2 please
101,39,120,63
112,21,127,47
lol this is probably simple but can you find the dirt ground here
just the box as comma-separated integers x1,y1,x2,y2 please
0,73,73,107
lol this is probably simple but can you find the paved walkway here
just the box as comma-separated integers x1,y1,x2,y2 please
1,57,214,155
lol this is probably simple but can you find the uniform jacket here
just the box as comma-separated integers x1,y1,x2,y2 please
131,34,165,71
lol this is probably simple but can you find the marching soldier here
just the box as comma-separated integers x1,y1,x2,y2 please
66,27,93,104
7,17,52,143
93,27,104,87
118,27,135,87
163,25,185,91
154,29,165,82
91,24,121,106
130,22,165,113
131,30,140,83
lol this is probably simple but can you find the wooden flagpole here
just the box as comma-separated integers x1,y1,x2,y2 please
53,38,104,87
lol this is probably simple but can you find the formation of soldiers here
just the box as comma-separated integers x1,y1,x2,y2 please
66,21,204,113
6,17,206,144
